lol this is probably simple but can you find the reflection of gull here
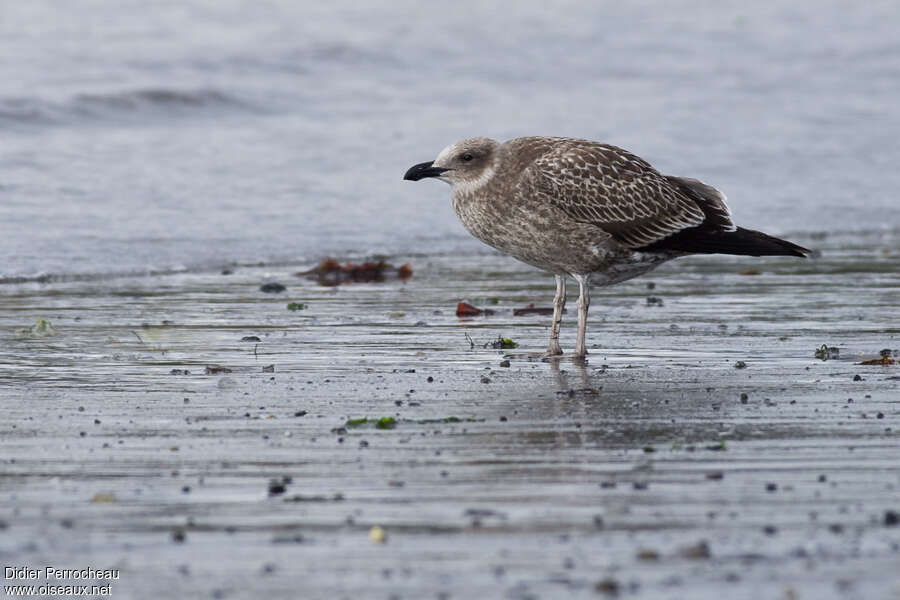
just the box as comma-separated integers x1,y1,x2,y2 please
548,358,593,395
405,136,809,358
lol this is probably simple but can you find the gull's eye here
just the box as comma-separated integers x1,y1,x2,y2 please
461,153,474,162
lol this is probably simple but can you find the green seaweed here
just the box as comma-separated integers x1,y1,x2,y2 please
815,344,840,360
16,318,58,337
496,337,518,349
287,302,308,311
375,417,397,429
346,416,398,429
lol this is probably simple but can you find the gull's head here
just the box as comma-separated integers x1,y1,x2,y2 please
403,137,499,193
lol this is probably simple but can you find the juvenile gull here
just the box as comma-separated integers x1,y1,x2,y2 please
404,136,809,358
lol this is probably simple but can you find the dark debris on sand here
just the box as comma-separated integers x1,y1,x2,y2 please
259,282,287,293
298,258,412,286
456,301,495,317
513,303,555,316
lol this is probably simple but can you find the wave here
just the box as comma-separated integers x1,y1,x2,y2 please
0,87,256,128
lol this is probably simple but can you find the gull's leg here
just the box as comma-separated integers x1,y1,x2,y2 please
573,273,591,358
547,274,566,356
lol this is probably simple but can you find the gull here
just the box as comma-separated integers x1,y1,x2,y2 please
404,136,809,358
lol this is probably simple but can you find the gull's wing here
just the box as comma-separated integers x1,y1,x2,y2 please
511,138,735,250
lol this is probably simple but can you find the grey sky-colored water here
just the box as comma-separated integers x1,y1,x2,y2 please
2,1,899,279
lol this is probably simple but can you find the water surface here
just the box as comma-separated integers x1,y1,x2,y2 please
2,1,899,280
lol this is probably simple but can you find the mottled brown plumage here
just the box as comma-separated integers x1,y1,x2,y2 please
404,136,809,358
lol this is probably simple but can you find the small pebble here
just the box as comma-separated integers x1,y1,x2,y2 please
369,525,387,543
678,540,711,560
259,282,286,293
595,578,620,596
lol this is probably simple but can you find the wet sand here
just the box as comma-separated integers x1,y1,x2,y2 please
1,229,898,599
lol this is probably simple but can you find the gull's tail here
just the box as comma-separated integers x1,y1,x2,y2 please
639,227,810,257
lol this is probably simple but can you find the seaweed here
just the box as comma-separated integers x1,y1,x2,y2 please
493,337,518,349
299,258,412,286
513,303,555,316
345,416,398,429
375,417,396,430
815,344,840,360
858,355,896,366
16,318,58,337
860,348,897,365
456,301,495,317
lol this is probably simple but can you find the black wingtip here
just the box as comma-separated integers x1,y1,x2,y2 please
739,228,811,258
638,227,811,257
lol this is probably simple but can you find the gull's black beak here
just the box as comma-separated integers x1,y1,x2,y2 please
403,161,450,181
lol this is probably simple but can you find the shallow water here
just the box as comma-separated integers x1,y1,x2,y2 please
2,1,900,281
2,230,899,599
